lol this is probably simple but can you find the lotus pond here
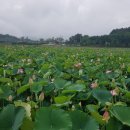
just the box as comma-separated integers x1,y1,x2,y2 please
0,45,130,130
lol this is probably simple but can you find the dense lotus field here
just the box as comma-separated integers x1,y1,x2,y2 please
0,45,130,130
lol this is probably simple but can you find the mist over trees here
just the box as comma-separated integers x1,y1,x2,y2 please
0,27,130,47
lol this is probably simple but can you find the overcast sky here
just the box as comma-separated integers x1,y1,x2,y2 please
0,0,130,39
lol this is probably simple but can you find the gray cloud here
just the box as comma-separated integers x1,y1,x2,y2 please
0,0,130,39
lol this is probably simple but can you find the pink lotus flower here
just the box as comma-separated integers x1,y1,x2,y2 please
110,87,119,96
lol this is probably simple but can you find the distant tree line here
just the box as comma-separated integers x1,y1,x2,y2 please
0,34,65,45
0,27,130,47
67,27,130,47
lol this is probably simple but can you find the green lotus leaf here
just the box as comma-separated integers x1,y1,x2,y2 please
0,85,13,99
34,107,72,130
65,84,86,92
106,118,122,130
17,84,30,95
54,95,72,104
92,88,112,104
110,106,130,126
54,78,67,90
30,83,42,93
70,110,99,130
0,104,25,130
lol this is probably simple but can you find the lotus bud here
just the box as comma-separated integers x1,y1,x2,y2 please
72,105,75,111
27,96,30,102
50,98,53,103
32,75,36,80
51,78,55,83
102,111,110,122
91,82,98,89
74,63,82,69
110,87,119,96
29,78,33,84
121,63,125,69
79,69,83,76
39,92,45,101
79,102,82,107
97,58,100,62
8,95,13,102
90,59,93,62
27,59,32,63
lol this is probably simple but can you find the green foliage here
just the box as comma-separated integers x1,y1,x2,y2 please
70,110,99,130
92,88,112,104
0,46,130,129
0,105,25,130
34,107,72,130
68,27,130,47
110,106,130,126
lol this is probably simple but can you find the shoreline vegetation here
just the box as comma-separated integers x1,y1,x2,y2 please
1,26,130,47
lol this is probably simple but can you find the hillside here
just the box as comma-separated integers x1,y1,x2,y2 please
0,34,20,43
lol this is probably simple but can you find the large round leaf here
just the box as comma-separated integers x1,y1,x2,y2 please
54,78,67,90
70,110,99,130
110,106,130,126
0,104,25,130
0,85,13,99
106,118,122,130
92,88,112,104
34,107,72,130
30,83,42,93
